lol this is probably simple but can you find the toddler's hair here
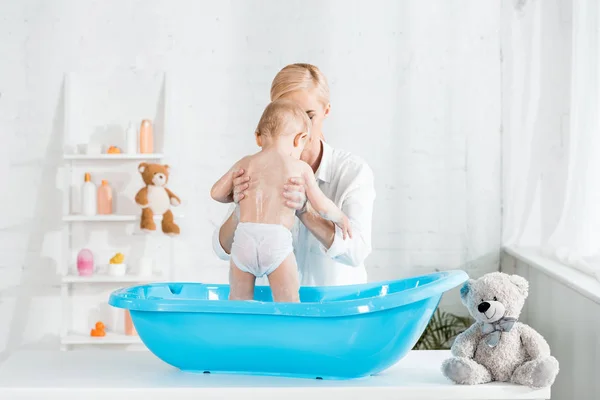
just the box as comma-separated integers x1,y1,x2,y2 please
270,63,330,105
256,99,311,138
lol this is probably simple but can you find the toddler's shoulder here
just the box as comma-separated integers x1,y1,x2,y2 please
235,154,255,168
292,157,312,174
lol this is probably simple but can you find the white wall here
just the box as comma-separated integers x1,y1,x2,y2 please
0,0,501,353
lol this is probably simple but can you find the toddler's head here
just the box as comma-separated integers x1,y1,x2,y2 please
255,99,311,158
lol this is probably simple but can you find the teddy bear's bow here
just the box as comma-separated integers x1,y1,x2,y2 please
482,317,517,348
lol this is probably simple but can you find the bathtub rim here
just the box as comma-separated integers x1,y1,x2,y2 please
108,270,468,318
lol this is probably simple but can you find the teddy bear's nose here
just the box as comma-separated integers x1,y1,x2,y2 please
478,302,491,313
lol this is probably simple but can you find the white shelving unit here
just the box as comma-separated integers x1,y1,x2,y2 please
63,153,164,161
62,214,170,222
61,332,142,346
62,272,163,284
60,71,176,350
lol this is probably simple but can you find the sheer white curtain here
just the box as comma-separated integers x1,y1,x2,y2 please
544,0,600,279
502,0,543,248
503,0,600,281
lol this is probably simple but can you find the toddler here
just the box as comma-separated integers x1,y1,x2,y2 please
210,99,352,302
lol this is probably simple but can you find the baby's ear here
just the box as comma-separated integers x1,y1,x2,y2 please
509,274,529,298
294,131,308,147
460,279,475,306
138,162,148,173
255,131,263,147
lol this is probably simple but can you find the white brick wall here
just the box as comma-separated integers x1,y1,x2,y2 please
0,0,501,353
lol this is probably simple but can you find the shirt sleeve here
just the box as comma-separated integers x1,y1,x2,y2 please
324,163,376,267
211,203,236,261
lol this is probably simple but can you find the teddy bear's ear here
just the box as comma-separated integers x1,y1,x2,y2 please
509,274,529,298
459,279,474,305
138,162,148,173
164,164,171,174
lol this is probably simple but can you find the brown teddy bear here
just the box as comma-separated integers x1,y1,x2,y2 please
135,163,181,236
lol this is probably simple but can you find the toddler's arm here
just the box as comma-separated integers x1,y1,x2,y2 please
211,158,248,203
301,164,353,239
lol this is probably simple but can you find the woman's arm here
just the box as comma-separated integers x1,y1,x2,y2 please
216,209,239,255
300,165,352,239
211,167,251,258
282,177,336,248
285,163,376,267
296,205,336,248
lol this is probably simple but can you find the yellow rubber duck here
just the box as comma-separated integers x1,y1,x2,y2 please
109,252,124,264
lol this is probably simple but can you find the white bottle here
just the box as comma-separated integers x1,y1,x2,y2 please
126,122,137,154
81,172,97,216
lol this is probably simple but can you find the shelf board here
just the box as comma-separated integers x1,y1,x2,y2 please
63,214,137,222
64,153,164,160
63,214,182,222
61,332,142,345
62,273,163,284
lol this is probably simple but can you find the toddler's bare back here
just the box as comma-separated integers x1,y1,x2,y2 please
238,151,305,229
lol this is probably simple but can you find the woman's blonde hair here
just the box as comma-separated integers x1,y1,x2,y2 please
270,63,330,105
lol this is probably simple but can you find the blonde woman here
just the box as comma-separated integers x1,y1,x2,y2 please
212,63,376,287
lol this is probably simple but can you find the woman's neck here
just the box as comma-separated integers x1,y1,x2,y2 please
306,138,324,173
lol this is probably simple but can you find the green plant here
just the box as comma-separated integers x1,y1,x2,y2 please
413,308,473,350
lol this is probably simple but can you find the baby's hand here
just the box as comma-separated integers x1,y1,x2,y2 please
320,209,353,240
335,214,353,240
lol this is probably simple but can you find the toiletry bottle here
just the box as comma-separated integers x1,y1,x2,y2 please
139,119,153,153
126,122,137,154
77,248,94,276
81,173,97,216
124,310,137,336
97,180,113,215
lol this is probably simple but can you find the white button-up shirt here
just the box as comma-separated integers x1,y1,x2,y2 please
212,140,376,286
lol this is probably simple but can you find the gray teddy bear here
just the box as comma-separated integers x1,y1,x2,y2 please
441,272,559,389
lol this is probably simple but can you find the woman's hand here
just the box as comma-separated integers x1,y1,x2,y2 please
231,169,250,203
283,177,308,214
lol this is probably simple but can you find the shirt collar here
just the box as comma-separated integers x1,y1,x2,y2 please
315,139,333,183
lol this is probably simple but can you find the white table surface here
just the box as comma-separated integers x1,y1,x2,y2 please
0,350,550,400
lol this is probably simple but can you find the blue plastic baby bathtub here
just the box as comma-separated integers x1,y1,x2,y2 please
108,270,467,379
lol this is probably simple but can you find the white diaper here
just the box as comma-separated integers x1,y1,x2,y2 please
230,222,293,278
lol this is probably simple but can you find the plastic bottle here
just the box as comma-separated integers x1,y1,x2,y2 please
126,122,137,154
77,248,94,276
97,180,113,215
139,119,153,153
81,173,97,216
